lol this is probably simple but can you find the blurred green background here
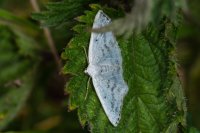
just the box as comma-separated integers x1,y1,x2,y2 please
0,0,88,132
0,0,199,132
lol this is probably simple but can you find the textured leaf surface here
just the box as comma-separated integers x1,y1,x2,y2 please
91,0,187,37
31,0,95,27
62,5,186,132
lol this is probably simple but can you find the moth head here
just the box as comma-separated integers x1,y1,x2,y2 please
84,64,97,77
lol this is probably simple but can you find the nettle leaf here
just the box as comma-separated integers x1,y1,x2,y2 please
94,0,187,37
0,26,38,130
62,4,186,132
31,0,96,27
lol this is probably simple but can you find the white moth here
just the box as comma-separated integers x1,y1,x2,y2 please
84,10,128,126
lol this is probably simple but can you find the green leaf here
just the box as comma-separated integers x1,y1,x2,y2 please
94,0,187,37
62,5,186,132
189,127,200,133
0,9,39,37
31,0,95,27
0,25,38,130
0,72,34,130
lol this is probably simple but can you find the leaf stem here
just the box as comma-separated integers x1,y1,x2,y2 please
84,77,91,100
30,0,62,70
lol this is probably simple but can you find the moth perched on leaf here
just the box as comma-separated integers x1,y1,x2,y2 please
85,10,128,126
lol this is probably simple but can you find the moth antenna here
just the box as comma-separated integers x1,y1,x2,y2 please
84,77,91,100
82,46,89,63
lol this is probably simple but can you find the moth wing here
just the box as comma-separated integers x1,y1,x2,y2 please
88,10,129,126
88,10,122,65
92,74,128,126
